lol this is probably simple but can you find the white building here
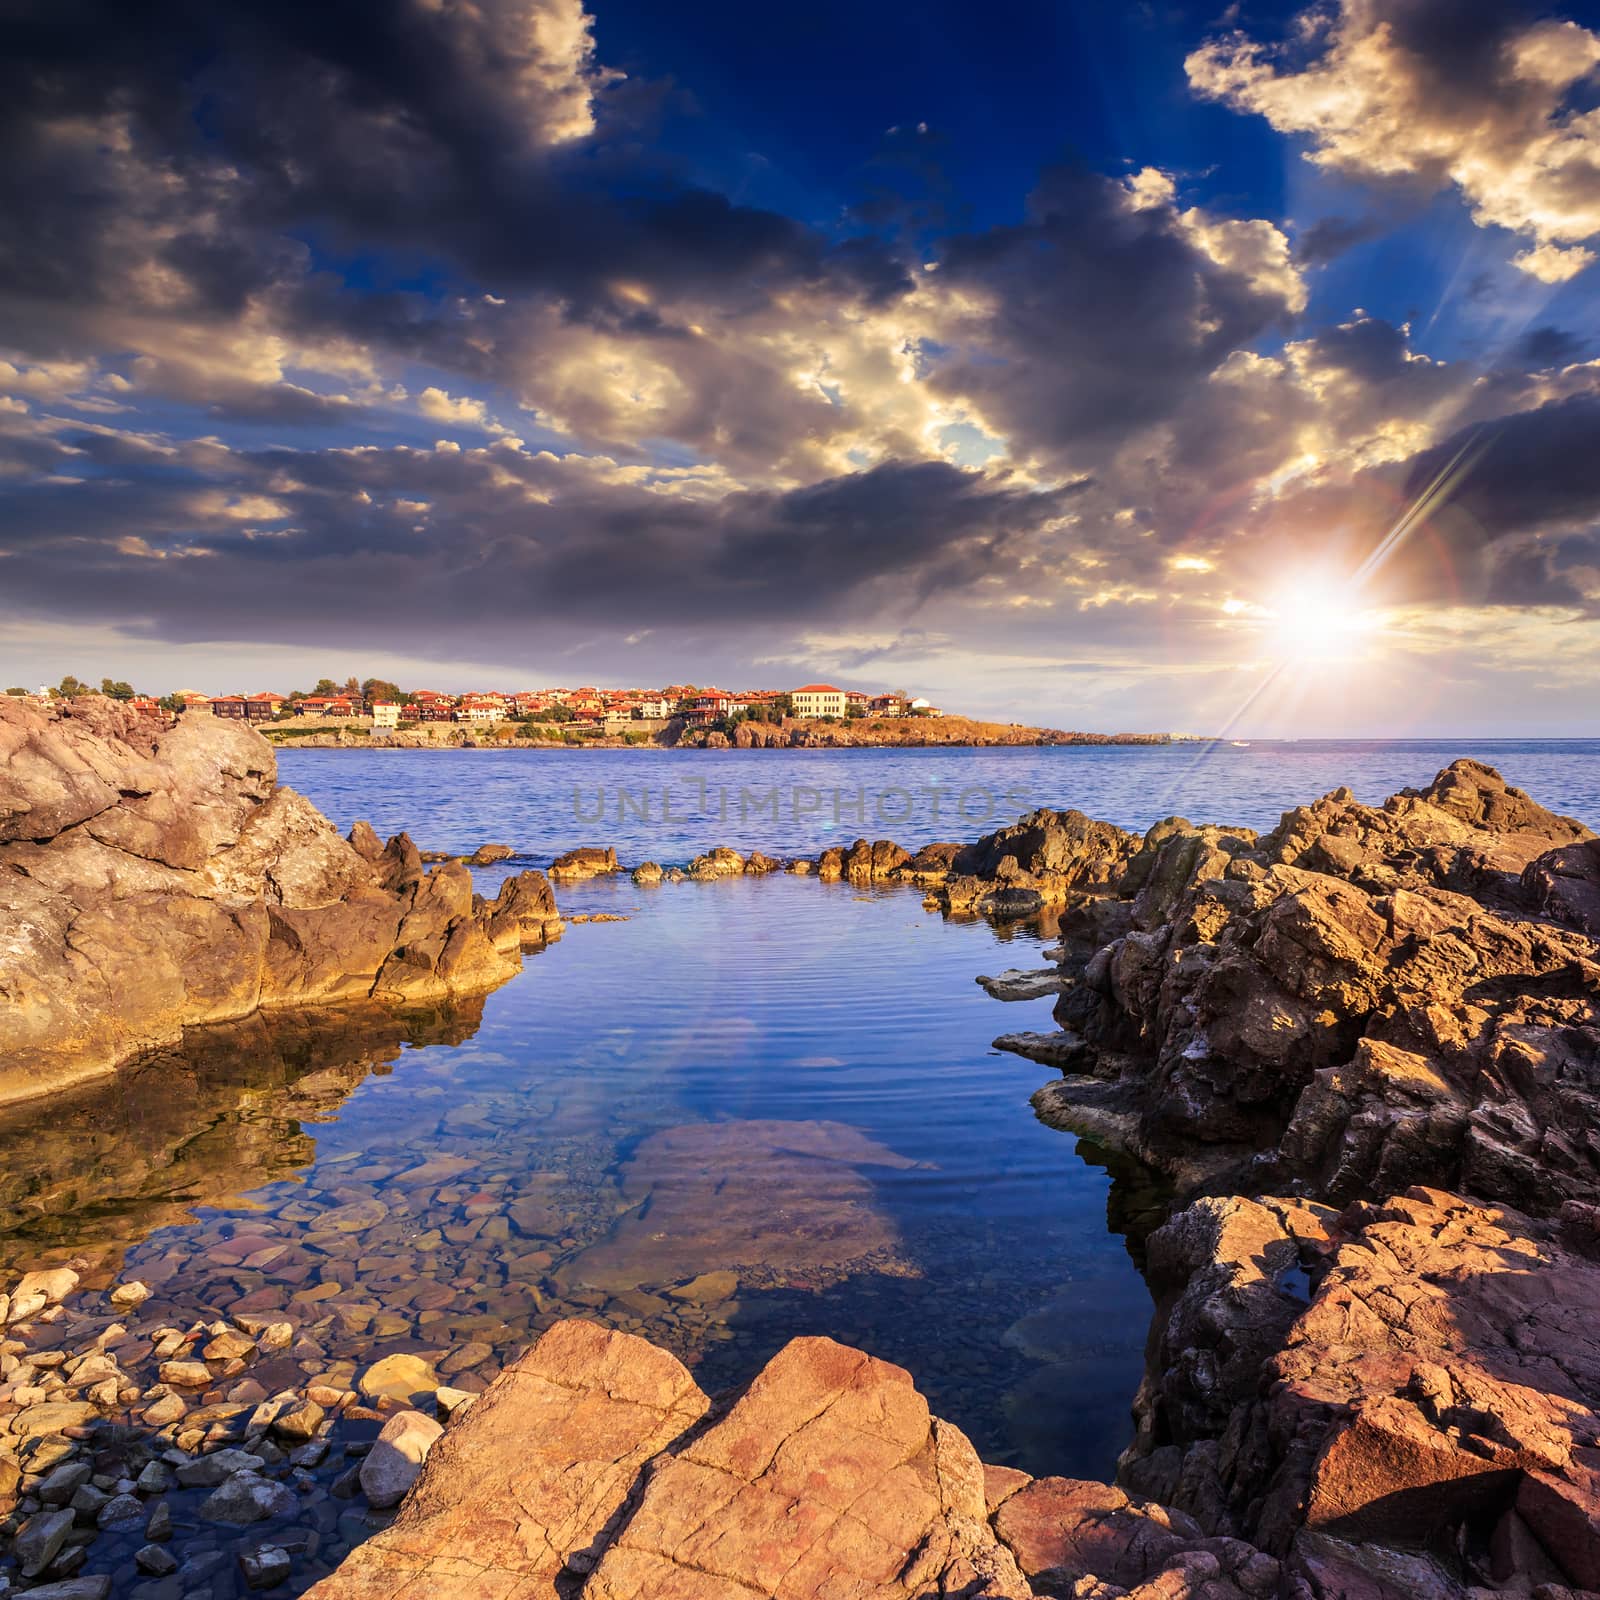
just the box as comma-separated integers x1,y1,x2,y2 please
790,683,848,719
371,703,401,730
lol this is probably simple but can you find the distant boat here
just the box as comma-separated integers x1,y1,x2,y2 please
1231,740,1250,747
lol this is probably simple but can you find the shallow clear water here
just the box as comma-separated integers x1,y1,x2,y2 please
278,738,1600,861
0,873,1160,1482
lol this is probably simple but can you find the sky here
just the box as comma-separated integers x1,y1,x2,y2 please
2,0,1600,735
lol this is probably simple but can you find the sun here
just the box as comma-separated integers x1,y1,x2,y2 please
1264,581,1380,664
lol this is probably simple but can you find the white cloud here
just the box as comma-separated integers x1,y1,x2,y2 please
1187,1,1600,280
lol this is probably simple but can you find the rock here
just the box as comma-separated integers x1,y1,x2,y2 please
202,1328,257,1361
664,1269,739,1303
358,1352,439,1405
158,1359,213,1387
359,1410,443,1508
992,1030,1087,1068
239,1544,293,1589
38,1460,92,1504
109,1280,151,1308
843,836,912,883
15,1507,75,1575
0,696,561,1103
977,968,1071,1001
270,1397,324,1442
563,1119,917,1293
1037,761,1600,1213
135,1544,178,1575
97,1491,146,1526
548,846,618,880
303,1319,1032,1599
630,861,662,886
200,1470,297,1524
463,843,514,866
20,1581,111,1600
934,808,1140,914
13,1266,80,1305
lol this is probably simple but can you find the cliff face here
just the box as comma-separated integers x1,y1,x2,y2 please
0,696,561,1103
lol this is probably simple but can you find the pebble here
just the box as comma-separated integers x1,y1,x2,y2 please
15,1505,75,1575
239,1544,293,1590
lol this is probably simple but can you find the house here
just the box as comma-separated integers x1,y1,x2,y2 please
908,696,943,718
128,696,161,715
790,684,847,719
685,689,733,727
846,690,870,714
459,702,502,725
870,693,906,718
176,690,211,712
245,692,286,721
371,703,401,730
634,696,675,719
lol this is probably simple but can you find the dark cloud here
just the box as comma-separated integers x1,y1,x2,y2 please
925,164,1303,463
1294,215,1385,264
0,433,1082,650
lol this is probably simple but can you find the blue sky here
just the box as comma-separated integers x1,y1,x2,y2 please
1,0,1598,733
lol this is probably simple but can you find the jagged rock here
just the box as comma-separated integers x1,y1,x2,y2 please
844,836,912,883
0,696,561,1102
930,808,1140,914
688,846,744,879
1041,761,1600,1213
631,861,663,885
1523,839,1600,935
549,846,619,879
463,842,514,865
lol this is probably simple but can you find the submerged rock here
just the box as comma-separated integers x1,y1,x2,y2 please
561,1118,918,1293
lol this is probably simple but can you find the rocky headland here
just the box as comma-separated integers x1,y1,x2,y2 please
0,696,562,1104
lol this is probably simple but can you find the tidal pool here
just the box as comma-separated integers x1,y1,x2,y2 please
0,873,1162,1482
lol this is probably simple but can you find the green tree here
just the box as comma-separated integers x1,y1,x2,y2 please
5,687,27,697
312,678,341,696
100,678,136,700
361,678,406,705
52,675,87,699
157,693,183,713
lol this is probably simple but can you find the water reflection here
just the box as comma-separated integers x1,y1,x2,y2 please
0,1001,486,1280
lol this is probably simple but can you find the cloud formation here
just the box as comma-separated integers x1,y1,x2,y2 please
1188,0,1600,281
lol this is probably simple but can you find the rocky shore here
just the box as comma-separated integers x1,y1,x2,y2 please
4,738,1599,1598
300,758,1600,1598
0,697,562,1103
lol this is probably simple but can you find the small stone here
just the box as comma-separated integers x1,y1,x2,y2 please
69,1483,109,1517
358,1410,441,1509
135,1543,178,1575
434,1387,477,1421
110,1281,152,1309
176,1447,262,1487
38,1460,91,1505
202,1330,257,1362
146,1499,172,1540
15,1505,74,1576
270,1399,324,1442
239,1544,293,1590
665,1270,739,1303
144,1392,187,1425
12,1268,79,1308
158,1360,212,1388
200,1471,296,1524
136,1460,171,1493
256,1322,294,1352
97,1492,145,1527
18,1580,111,1600
356,1353,438,1405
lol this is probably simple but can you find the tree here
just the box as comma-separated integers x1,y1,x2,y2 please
5,687,27,697
52,675,87,699
361,678,406,705
312,678,340,697
100,678,135,700
158,693,183,712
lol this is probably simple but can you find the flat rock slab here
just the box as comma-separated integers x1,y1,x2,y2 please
977,969,1071,1002
993,1030,1085,1068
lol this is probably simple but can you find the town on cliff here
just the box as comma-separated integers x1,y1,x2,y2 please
6,676,1179,749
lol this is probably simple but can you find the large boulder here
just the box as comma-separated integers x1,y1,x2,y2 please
0,696,560,1101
